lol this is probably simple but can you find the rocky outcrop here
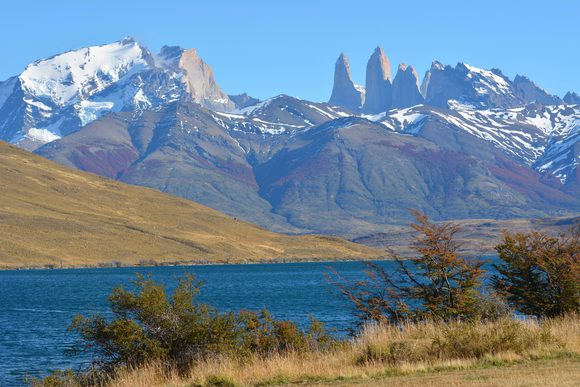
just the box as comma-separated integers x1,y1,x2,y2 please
420,70,431,98
564,91,580,104
156,45,184,70
329,53,365,111
229,93,260,109
513,75,561,105
424,61,523,109
391,64,424,108
178,49,234,111
362,47,392,113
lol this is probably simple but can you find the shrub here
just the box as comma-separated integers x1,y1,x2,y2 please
68,274,333,376
492,226,579,318
328,211,487,330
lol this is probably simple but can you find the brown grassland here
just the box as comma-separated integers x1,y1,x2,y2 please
97,314,579,386
0,141,381,269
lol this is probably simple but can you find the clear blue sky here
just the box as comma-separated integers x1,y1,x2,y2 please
1,0,577,101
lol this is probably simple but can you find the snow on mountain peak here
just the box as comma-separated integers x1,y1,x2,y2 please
19,38,152,107
461,63,511,96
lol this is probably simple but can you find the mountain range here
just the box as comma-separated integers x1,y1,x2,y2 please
1,38,578,237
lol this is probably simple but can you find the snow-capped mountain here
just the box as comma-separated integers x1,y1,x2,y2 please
0,40,578,235
370,102,579,186
0,38,232,150
422,61,523,108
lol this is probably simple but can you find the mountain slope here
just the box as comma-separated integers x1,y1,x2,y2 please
374,103,580,194
254,115,578,234
35,97,352,231
0,141,380,268
35,97,580,235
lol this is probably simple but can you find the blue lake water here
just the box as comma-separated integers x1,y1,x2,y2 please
0,259,497,385
0,261,398,385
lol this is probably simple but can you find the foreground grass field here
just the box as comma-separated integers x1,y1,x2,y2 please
92,315,578,386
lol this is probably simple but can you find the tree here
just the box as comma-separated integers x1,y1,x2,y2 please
328,210,487,330
492,226,579,318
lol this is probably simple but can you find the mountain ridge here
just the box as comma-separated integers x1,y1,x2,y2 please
1,39,578,238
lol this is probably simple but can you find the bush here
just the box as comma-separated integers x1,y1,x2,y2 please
68,274,334,376
492,227,579,318
328,211,487,330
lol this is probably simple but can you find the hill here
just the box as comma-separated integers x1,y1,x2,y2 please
0,141,380,269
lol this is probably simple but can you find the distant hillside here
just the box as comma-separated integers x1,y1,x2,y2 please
354,216,580,256
0,141,380,269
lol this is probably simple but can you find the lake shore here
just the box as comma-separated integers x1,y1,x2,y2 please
0,255,395,271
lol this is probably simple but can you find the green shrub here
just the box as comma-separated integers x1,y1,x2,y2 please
27,369,76,387
492,227,580,318
68,274,334,376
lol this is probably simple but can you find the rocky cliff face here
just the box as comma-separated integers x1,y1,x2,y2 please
178,48,234,111
229,93,260,109
513,75,561,105
564,91,580,104
422,62,565,110
329,53,365,111
330,49,568,114
363,47,392,113
391,64,424,108
423,61,522,108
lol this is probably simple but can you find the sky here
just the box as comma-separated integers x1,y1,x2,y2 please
1,0,578,102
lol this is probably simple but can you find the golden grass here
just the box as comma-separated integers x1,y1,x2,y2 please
0,141,381,268
106,314,579,386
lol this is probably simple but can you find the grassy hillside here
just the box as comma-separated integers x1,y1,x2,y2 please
0,141,381,269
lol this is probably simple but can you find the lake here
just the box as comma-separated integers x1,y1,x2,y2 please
0,261,397,385
0,259,498,385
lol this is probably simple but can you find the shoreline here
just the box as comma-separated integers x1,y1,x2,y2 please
0,255,392,272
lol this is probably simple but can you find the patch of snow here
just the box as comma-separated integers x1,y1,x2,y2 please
232,98,273,115
132,89,152,109
25,128,61,143
76,100,115,126
213,111,245,120
24,98,52,111
326,106,350,117
19,39,151,107
306,104,335,120
362,112,387,121
463,63,511,95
